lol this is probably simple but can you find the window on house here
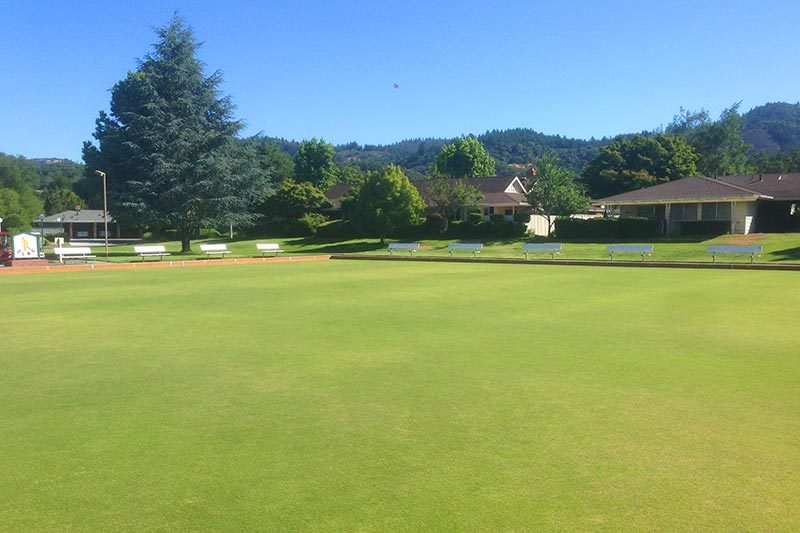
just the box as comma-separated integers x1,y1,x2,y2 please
636,205,655,218
504,208,513,216
716,202,731,220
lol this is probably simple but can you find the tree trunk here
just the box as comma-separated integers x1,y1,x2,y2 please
180,230,191,253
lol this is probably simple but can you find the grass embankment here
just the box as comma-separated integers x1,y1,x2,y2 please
2,261,799,529
63,232,800,263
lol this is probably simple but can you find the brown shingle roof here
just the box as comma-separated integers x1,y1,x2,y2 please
595,176,767,205
718,173,800,200
323,183,356,208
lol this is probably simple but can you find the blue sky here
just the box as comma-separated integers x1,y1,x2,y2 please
2,0,799,160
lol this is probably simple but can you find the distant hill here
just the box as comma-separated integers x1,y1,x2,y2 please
742,102,800,154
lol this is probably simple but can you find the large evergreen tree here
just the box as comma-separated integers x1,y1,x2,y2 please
83,16,267,251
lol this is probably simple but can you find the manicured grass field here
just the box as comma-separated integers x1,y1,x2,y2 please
60,231,800,264
2,261,799,530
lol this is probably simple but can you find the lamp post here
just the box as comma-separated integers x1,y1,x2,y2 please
38,213,45,254
0,217,3,232
94,170,109,258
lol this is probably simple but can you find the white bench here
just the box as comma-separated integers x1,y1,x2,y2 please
707,245,762,263
522,243,562,260
134,245,171,261
54,246,95,263
608,245,653,261
448,243,482,258
257,243,284,257
388,243,420,256
199,243,231,258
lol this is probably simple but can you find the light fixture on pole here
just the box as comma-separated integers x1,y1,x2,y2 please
94,170,110,258
37,213,45,253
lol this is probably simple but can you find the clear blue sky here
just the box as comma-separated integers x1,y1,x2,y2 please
2,0,799,161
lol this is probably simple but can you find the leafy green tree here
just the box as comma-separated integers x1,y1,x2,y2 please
294,138,338,188
245,137,295,183
0,154,43,232
259,180,328,221
528,156,589,234
433,137,496,178
82,16,267,251
668,104,752,176
423,177,482,233
335,164,365,184
43,188,85,215
350,165,424,243
581,134,698,198
751,148,800,173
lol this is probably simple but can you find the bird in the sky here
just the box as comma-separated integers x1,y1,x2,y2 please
393,83,400,89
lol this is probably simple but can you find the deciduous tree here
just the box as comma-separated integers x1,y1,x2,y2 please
423,177,482,233
294,138,338,188
528,156,589,234
433,137,496,178
350,165,424,243
581,134,697,198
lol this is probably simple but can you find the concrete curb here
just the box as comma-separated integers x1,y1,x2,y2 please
329,254,800,272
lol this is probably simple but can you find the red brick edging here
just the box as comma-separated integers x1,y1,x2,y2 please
0,255,331,275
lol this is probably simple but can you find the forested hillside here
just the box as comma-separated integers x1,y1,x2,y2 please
742,102,800,153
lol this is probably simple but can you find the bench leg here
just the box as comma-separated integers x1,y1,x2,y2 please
610,252,614,261
712,253,716,263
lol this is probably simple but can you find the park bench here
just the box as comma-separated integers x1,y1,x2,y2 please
448,243,482,258
522,243,562,260
134,245,171,262
256,243,285,257
607,244,653,262
199,243,231,259
54,246,95,264
707,245,763,263
388,243,420,256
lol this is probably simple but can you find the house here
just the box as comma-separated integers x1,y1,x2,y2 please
594,173,800,235
36,207,124,240
325,176,553,235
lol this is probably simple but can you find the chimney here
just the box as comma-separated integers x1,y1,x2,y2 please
74,205,81,213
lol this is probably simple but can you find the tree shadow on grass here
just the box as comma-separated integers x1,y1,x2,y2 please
769,246,800,261
292,238,386,254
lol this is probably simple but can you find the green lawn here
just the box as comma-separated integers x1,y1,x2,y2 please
58,232,800,264
2,261,799,530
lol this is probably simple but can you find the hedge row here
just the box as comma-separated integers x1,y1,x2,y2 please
554,217,662,239
679,220,730,236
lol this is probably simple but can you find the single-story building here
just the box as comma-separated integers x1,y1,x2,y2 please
35,207,123,240
594,173,800,235
325,175,554,235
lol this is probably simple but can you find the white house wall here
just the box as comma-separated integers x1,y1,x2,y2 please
732,201,756,234
528,214,551,236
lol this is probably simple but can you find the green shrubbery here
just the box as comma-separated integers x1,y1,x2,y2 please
679,220,730,235
555,217,662,239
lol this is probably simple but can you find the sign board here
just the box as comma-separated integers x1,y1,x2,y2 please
12,233,40,259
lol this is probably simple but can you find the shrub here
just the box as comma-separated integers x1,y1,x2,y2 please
554,217,662,239
513,212,532,224
284,213,327,236
467,212,483,225
199,228,223,238
679,220,730,236
618,217,663,238
488,214,505,224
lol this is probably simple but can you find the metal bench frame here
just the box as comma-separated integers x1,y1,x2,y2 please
388,243,420,257
448,243,483,258
607,245,654,262
522,243,562,260
707,245,762,264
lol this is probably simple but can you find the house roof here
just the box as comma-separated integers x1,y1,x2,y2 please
323,183,356,208
42,209,116,224
594,176,770,205
717,173,800,200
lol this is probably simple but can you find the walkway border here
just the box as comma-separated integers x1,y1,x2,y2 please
0,255,331,275
329,254,800,272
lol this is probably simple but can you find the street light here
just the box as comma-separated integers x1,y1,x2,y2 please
38,213,45,254
94,170,109,258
